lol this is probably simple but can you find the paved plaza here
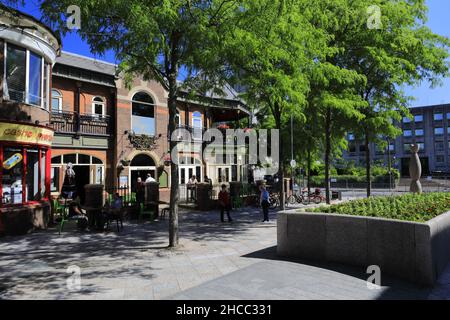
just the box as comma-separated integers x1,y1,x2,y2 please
1,205,450,300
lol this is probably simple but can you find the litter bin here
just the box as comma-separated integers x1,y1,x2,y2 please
196,183,213,211
145,182,160,216
331,191,342,200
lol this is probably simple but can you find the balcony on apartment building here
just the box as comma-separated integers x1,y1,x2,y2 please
50,111,110,136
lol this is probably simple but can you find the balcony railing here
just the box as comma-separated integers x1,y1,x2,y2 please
50,111,110,136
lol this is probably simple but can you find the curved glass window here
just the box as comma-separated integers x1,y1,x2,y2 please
29,51,42,106
132,92,155,135
4,43,49,108
5,44,26,103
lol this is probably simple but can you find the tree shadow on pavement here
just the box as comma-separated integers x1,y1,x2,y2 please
0,207,276,299
243,246,433,300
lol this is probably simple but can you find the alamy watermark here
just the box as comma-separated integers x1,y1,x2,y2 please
67,5,81,30
367,5,382,30
366,265,381,290
170,128,279,175
66,265,82,291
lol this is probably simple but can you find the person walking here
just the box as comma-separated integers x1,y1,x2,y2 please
260,185,270,222
218,184,233,222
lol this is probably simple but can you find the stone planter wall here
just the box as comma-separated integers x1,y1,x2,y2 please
277,210,450,286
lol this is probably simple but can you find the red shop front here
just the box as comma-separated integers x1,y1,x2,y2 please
0,121,53,236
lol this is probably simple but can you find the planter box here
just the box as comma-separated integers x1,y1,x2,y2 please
0,201,51,236
277,210,450,286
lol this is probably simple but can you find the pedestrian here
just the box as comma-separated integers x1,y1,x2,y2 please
145,173,156,183
187,175,198,202
218,184,233,222
260,185,270,222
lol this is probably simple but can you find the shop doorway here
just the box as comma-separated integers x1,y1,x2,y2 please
130,169,156,192
129,153,157,192
73,165,90,204
178,156,202,184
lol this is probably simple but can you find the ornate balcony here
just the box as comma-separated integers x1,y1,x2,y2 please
50,111,110,136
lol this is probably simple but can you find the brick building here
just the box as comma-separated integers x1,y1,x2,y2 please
50,52,116,203
49,53,250,203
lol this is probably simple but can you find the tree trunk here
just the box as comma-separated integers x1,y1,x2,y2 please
275,109,285,210
168,71,179,248
365,130,371,198
324,107,331,204
307,148,311,193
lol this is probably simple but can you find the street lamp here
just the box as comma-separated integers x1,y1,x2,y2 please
387,138,392,193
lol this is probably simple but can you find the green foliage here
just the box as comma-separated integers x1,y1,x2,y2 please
312,193,450,222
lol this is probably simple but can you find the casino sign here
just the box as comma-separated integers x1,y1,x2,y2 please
0,121,54,147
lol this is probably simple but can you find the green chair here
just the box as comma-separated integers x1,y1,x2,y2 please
138,203,155,222
58,200,70,235
52,199,65,218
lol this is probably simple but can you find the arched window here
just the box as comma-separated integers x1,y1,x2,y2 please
92,96,105,117
132,92,155,136
51,89,62,112
159,170,168,188
130,154,156,167
192,111,202,140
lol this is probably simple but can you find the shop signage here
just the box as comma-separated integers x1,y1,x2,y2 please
0,122,53,147
3,153,23,170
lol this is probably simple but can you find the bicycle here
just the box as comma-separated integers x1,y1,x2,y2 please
306,188,326,204
287,189,311,205
269,192,280,209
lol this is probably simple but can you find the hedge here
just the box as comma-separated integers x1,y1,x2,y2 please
311,192,450,222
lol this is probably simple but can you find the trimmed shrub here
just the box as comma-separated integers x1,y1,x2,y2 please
311,192,450,222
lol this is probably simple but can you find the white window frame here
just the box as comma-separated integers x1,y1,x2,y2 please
131,91,156,136
92,96,106,117
192,111,202,141
51,89,63,113
3,42,46,108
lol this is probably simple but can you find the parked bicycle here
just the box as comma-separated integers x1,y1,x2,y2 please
287,188,326,205
307,188,326,204
268,192,280,209
287,188,310,205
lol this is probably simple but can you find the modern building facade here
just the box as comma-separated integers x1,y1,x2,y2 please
343,104,450,176
0,6,61,235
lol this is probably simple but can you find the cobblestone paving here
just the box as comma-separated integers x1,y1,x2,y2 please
1,203,450,300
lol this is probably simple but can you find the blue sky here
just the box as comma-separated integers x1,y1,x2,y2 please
16,0,450,107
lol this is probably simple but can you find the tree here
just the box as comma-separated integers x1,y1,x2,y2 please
221,0,327,209
331,0,450,197
296,0,367,204
309,63,366,204
21,0,240,247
